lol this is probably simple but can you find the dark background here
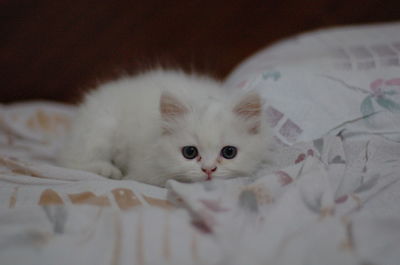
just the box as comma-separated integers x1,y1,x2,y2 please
1,0,400,103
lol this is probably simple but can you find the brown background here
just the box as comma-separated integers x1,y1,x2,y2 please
1,0,400,103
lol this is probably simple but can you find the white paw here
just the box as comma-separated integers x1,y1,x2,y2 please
85,161,123,180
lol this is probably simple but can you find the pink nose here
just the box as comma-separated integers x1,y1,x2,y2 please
201,167,217,178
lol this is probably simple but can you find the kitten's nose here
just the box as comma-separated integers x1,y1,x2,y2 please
201,167,217,179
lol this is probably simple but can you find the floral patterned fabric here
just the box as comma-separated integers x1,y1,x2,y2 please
226,22,400,144
168,131,400,265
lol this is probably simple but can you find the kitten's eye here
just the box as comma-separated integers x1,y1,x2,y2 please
181,146,198,159
221,146,237,159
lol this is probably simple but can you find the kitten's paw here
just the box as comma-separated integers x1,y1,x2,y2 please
85,161,123,180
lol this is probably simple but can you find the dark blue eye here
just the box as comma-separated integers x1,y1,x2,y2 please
221,146,237,159
182,146,198,159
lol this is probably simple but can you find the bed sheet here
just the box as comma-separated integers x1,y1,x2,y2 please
1,101,399,265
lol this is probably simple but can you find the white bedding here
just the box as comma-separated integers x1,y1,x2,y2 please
1,22,400,265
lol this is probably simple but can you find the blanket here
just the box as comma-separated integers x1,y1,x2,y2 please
1,102,400,265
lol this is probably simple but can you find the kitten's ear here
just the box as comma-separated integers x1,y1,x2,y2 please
160,91,188,120
233,92,263,134
160,91,188,134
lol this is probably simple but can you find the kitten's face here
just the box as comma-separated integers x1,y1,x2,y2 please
153,91,269,184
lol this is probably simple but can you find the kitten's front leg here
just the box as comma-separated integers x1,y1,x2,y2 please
58,109,123,180
84,161,123,180
60,134,123,179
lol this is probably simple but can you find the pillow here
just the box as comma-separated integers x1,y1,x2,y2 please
225,22,400,144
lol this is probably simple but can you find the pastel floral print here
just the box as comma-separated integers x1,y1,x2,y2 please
322,75,400,118
361,78,400,116
262,70,281,81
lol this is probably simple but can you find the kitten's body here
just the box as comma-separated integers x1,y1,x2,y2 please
59,70,274,186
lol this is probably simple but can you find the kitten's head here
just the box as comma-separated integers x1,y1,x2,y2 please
153,89,272,185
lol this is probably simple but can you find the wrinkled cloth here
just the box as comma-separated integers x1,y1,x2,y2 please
168,133,400,265
1,102,400,265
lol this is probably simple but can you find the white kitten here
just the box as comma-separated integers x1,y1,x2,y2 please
58,70,274,186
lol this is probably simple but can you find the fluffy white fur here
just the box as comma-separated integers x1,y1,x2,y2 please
58,70,275,186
